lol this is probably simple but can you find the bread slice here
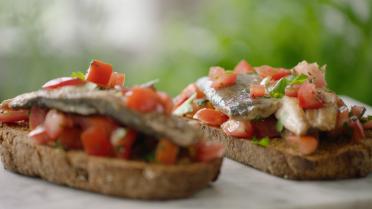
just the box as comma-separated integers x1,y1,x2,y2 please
0,124,222,200
195,122,372,180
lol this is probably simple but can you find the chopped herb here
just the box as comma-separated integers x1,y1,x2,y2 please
71,71,86,80
173,93,197,116
144,151,155,162
252,137,270,148
276,120,284,132
289,74,308,85
268,74,308,98
53,140,64,149
195,98,208,106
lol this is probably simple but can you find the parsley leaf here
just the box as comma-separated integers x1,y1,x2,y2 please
268,74,308,98
252,137,270,148
71,71,86,80
289,74,308,85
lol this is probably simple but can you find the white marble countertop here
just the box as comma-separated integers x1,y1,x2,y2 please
0,97,371,209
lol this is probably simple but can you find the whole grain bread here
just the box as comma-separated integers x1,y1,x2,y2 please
194,122,372,180
0,124,222,200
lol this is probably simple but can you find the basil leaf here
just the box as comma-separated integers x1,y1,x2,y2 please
268,78,289,98
252,137,270,148
276,120,284,132
71,71,86,80
173,93,197,116
289,74,308,85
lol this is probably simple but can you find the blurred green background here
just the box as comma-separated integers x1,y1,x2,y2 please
0,0,371,105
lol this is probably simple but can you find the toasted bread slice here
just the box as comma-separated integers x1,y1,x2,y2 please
196,122,372,180
0,124,222,200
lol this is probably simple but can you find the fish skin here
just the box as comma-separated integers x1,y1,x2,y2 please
196,74,280,120
9,87,200,146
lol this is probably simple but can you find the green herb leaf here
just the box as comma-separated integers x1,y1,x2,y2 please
173,93,197,116
195,98,208,106
289,74,308,85
276,120,284,133
144,151,155,162
252,137,270,148
268,78,289,98
71,71,86,80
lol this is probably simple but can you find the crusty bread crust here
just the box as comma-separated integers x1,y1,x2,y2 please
198,123,372,180
0,124,222,200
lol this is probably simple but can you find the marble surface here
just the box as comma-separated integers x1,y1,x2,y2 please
0,97,371,209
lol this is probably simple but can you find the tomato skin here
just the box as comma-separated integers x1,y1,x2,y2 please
81,126,114,157
195,142,224,162
42,77,85,90
44,110,72,139
107,72,125,88
28,126,51,144
29,107,47,129
155,139,179,165
209,66,225,79
251,117,280,138
297,83,324,109
294,61,326,88
209,67,237,89
233,60,255,74
86,60,113,86
174,84,205,108
59,128,83,149
125,87,163,113
285,85,300,97
349,116,365,142
250,84,266,98
221,119,254,139
157,91,174,115
255,66,290,80
75,116,117,132
287,135,319,155
193,108,229,127
0,110,29,123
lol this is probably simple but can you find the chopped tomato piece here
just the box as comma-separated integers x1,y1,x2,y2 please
75,116,117,132
285,85,300,97
0,110,29,123
59,128,83,149
86,59,113,86
294,61,326,88
221,119,254,139
29,107,47,129
349,116,365,142
255,66,290,80
336,97,346,108
287,135,319,155
209,67,237,89
125,87,163,113
44,110,72,139
233,60,255,74
350,105,366,119
81,126,114,157
28,126,51,144
42,77,85,90
0,99,12,110
174,83,205,108
297,83,324,109
193,108,229,127
251,117,281,138
157,91,174,115
114,129,137,159
155,139,179,165
195,142,224,162
363,120,372,129
107,72,126,88
250,84,266,98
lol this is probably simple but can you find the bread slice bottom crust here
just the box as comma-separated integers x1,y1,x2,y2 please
199,123,372,180
0,124,222,200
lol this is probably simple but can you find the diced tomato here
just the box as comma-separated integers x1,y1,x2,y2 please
59,128,83,149
336,97,346,108
81,126,114,157
195,142,224,162
363,120,372,129
349,116,365,142
125,87,163,113
287,135,319,155
155,139,179,165
251,117,281,138
255,66,291,80
294,61,326,88
174,83,205,108
209,67,237,89
157,91,174,115
193,108,229,127
28,126,51,144
107,72,125,88
75,116,117,132
221,119,254,139
337,106,349,128
233,60,255,74
42,77,86,90
86,59,113,86
250,84,266,98
0,110,29,123
44,110,72,139
0,99,12,110
297,83,324,109
114,129,137,159
350,105,366,119
285,85,300,97
29,107,47,129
